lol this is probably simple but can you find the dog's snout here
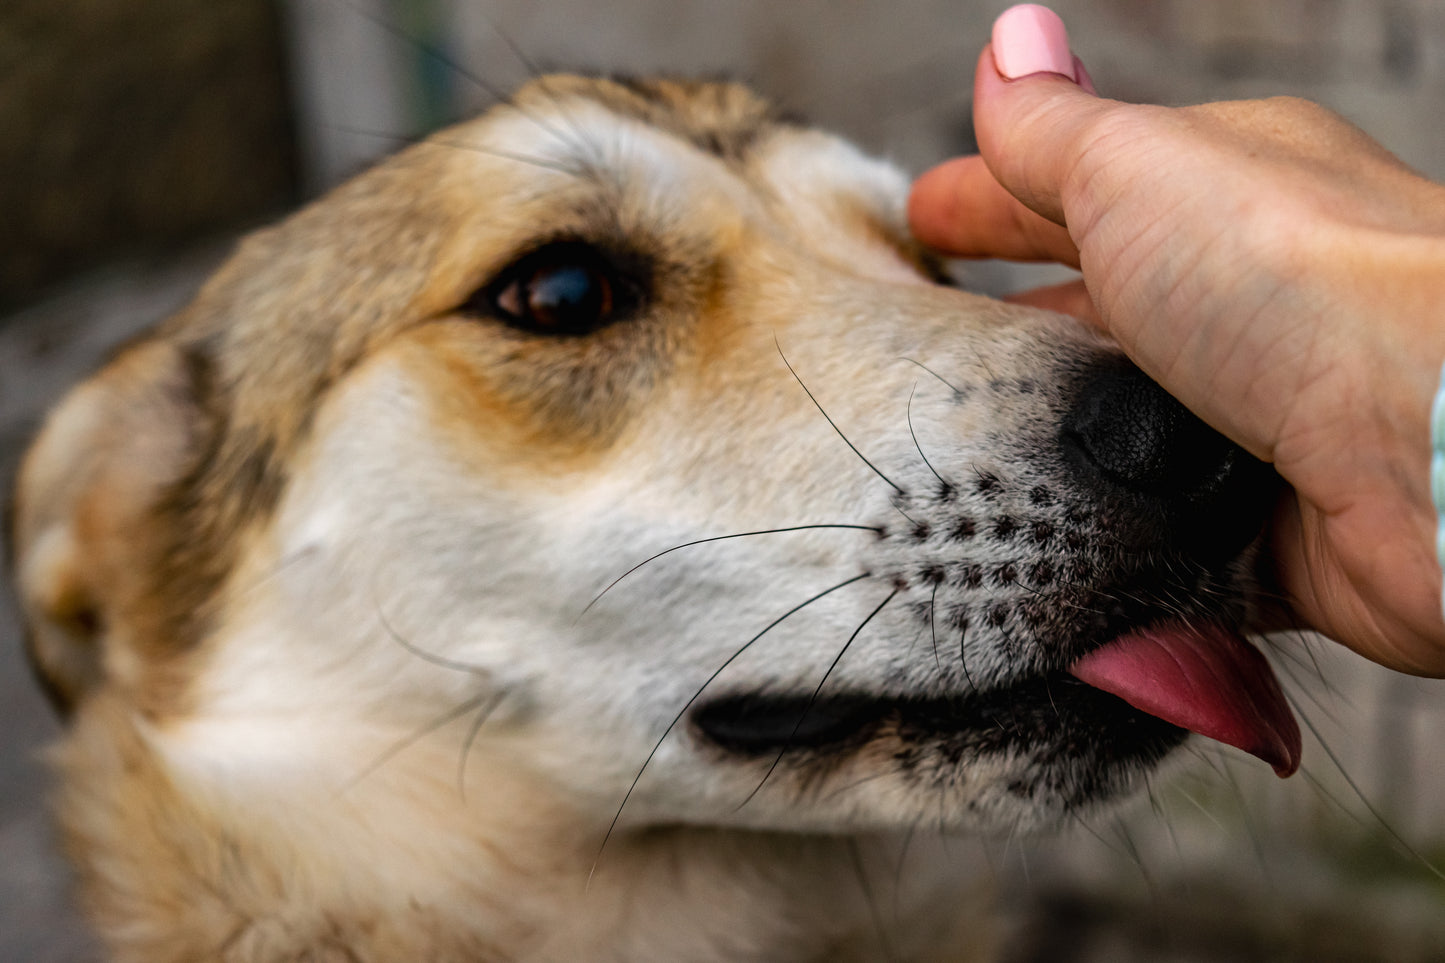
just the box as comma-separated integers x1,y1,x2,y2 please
1063,358,1277,560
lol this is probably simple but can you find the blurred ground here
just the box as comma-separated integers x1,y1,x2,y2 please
6,1,1445,960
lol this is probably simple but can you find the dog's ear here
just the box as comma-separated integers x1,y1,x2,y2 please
11,338,201,716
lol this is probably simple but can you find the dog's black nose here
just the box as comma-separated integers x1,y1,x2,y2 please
1063,357,1277,561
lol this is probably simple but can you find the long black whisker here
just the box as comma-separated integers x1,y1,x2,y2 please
587,572,871,884
1286,693,1445,882
814,767,902,806
341,692,494,793
325,124,586,177
892,505,919,527
457,690,508,803
906,382,950,488
375,604,488,678
1291,627,1334,692
1111,813,1153,889
928,582,942,673
1068,810,1134,863
1270,657,1342,730
899,357,965,396
578,524,879,620
999,573,1106,615
1269,637,1349,719
463,13,610,168
334,0,591,159
737,587,900,810
1297,766,1370,831
475,7,547,81
959,623,979,696
1217,753,1271,879
1005,812,1030,886
847,838,899,963
891,818,923,926
1147,772,1190,874
1142,769,1164,821
338,0,496,100
367,597,510,797
777,339,905,495
1170,776,1229,833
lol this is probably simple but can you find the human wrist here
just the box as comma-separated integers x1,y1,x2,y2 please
1319,228,1445,631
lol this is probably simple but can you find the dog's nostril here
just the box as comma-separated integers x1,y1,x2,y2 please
1063,358,1277,559
1065,359,1230,497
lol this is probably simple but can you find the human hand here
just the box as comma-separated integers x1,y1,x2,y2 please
909,4,1445,675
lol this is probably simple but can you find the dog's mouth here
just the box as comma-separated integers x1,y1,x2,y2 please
1068,621,1299,776
693,621,1300,778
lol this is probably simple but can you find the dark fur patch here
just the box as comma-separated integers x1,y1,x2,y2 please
599,74,787,161
143,344,293,671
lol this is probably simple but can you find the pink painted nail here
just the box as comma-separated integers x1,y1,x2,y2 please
992,4,1078,83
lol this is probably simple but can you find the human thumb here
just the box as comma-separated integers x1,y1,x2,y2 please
973,5,1122,227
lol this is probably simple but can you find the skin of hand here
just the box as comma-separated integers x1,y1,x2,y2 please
908,8,1445,675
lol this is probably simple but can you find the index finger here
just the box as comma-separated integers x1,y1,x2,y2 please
908,154,1081,266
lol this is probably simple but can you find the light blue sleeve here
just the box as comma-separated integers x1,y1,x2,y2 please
1432,361,1445,617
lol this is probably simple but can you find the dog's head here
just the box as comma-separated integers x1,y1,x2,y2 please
13,76,1292,844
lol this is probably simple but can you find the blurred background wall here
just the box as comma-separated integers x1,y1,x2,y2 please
3,2,1445,960
0,0,297,311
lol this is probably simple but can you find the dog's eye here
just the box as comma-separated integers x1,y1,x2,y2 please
470,243,633,336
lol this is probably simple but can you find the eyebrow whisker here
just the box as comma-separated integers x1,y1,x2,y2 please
324,125,588,178
333,0,601,165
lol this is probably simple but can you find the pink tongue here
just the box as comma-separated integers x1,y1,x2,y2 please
1068,623,1301,777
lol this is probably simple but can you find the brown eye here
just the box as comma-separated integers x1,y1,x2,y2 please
498,261,612,332
468,242,638,336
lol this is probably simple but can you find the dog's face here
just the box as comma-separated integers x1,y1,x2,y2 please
16,76,1286,868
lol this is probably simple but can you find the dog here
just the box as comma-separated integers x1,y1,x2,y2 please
11,75,1300,961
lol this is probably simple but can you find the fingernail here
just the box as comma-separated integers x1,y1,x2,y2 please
992,4,1078,82
1073,55,1097,95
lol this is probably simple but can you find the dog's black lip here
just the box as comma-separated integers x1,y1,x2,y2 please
692,672,1186,756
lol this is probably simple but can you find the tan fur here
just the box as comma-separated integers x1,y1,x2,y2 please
12,76,1144,961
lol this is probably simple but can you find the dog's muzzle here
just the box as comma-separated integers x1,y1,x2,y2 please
1060,358,1299,776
